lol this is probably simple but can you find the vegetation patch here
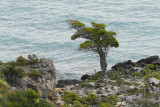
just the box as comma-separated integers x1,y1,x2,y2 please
78,80,96,88
28,69,42,79
2,65,25,78
62,91,118,106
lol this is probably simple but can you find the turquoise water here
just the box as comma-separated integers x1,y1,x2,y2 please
0,0,160,79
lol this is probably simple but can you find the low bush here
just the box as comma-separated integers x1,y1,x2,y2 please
28,69,42,79
132,72,143,78
2,65,25,78
16,56,28,63
35,98,55,107
78,80,96,88
28,54,39,64
62,91,118,106
83,93,99,105
0,79,10,90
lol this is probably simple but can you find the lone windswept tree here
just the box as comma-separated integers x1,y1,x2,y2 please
66,19,119,72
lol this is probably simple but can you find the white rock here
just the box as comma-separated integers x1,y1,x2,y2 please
88,82,95,86
149,77,160,85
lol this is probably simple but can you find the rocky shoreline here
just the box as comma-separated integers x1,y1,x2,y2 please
1,55,160,107
55,55,160,106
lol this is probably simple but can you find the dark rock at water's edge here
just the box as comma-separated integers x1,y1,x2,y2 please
137,55,159,66
112,60,135,70
56,79,80,88
81,74,90,80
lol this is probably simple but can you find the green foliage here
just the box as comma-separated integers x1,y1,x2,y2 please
80,41,92,49
135,100,159,107
1,89,47,107
67,20,119,72
83,93,99,105
66,19,85,33
6,55,39,66
26,88,40,99
100,95,119,107
63,91,119,106
144,73,152,80
143,71,160,80
28,69,42,79
89,72,99,80
107,71,121,80
132,72,143,78
0,79,10,90
63,91,80,104
72,101,84,107
6,90,35,107
0,71,6,80
146,64,155,69
141,68,151,75
78,80,96,88
0,89,54,107
6,61,26,66
28,54,39,64
0,61,3,65
151,72,160,80
16,56,28,63
2,65,25,78
35,98,55,107
127,89,141,95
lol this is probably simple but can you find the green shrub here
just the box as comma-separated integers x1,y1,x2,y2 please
144,72,160,80
0,61,3,65
144,73,152,80
152,72,160,80
142,68,151,75
6,89,40,107
73,101,84,107
0,79,10,90
35,98,55,107
0,89,53,107
102,95,119,106
89,72,99,80
127,89,141,95
28,69,42,79
132,72,143,78
99,102,112,107
26,88,40,99
78,80,96,88
146,64,155,69
28,54,39,64
2,65,25,78
16,56,28,63
0,71,6,80
83,93,99,105
107,71,121,80
63,91,80,104
135,100,159,107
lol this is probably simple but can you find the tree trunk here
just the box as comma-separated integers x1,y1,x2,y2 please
98,51,107,72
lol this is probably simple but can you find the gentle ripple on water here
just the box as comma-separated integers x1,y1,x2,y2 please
0,0,160,79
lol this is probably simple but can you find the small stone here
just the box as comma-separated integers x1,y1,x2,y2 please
55,88,63,93
149,77,160,85
88,82,95,86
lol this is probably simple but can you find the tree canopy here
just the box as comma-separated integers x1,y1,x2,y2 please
66,19,119,72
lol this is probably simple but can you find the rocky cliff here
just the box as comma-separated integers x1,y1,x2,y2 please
3,57,57,102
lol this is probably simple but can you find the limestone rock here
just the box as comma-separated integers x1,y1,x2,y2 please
9,58,56,101
149,77,160,85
